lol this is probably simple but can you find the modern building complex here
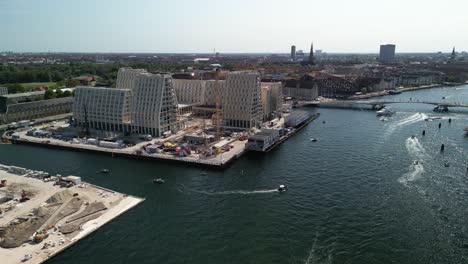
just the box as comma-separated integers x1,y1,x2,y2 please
73,68,179,136
379,44,396,63
222,71,263,129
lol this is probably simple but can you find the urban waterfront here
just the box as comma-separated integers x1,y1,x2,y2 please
1,86,467,264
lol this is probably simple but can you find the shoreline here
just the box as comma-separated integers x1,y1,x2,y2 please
0,165,144,264
348,82,466,100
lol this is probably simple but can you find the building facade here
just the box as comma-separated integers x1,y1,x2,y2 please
73,87,133,132
379,44,396,64
261,82,283,120
0,87,7,96
222,71,263,129
73,68,179,137
0,97,73,123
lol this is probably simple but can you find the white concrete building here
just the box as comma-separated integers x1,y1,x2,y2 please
261,82,283,120
173,79,205,104
73,68,179,136
73,87,133,132
222,71,263,129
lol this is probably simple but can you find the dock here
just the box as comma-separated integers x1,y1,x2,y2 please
0,164,144,264
264,113,320,152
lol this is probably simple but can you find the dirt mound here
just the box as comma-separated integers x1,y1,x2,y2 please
45,190,73,204
59,212,103,234
46,197,84,226
66,202,107,223
0,204,60,248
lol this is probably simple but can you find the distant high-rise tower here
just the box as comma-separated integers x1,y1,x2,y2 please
451,47,456,61
308,42,315,65
291,45,296,62
379,44,396,64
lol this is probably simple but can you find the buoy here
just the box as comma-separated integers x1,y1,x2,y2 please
438,123,442,129
440,144,445,152
448,118,452,124
422,130,426,136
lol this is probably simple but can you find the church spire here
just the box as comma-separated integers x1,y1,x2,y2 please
451,46,456,60
309,42,315,65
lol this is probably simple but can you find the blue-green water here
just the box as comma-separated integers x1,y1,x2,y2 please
0,86,467,264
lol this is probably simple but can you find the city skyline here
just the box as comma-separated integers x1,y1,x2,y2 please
1,0,468,53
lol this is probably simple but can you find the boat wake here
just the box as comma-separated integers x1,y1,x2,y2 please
304,232,332,264
384,113,428,137
177,186,278,195
399,163,425,185
399,137,427,186
405,137,428,160
394,113,428,127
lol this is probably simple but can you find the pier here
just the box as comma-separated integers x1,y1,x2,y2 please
316,100,468,111
0,164,144,264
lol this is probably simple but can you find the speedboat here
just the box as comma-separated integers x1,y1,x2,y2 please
153,178,165,184
99,169,109,174
413,160,419,165
310,138,318,142
278,185,288,192
376,108,395,117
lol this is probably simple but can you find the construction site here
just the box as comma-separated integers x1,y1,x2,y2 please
0,164,144,264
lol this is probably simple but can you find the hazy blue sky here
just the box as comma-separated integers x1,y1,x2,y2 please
1,0,467,53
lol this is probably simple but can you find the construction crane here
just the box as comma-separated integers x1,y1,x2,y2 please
213,69,223,139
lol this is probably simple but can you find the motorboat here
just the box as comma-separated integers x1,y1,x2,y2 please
99,169,109,174
413,160,419,165
278,185,288,192
153,178,165,184
411,135,416,139
310,138,318,142
444,163,450,168
200,172,208,176
376,108,395,117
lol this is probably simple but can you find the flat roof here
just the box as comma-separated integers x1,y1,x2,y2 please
1,91,45,98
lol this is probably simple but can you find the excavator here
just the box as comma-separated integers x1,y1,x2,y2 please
20,190,30,202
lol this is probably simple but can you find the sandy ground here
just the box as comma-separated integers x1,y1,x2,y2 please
0,169,143,264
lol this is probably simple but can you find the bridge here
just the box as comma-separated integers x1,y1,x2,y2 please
315,99,468,111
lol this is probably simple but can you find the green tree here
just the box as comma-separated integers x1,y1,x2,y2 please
6,83,26,94
55,88,64,98
44,89,56,99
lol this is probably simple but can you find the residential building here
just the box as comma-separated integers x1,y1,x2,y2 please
73,87,133,132
0,91,45,112
73,68,179,137
261,82,283,120
222,71,263,129
379,44,396,63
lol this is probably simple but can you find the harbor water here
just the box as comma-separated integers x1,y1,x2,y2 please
0,85,467,264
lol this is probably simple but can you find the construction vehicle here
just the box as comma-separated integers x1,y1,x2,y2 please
33,229,49,243
20,190,30,202
0,179,6,188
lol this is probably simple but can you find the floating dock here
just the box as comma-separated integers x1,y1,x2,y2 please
0,165,144,264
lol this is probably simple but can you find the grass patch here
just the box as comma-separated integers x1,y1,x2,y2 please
19,82,57,91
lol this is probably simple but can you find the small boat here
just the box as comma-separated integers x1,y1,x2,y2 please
278,185,288,192
200,172,208,176
376,108,395,117
411,135,416,139
153,178,165,184
444,163,450,168
100,169,109,174
388,90,402,95
310,138,318,142
413,160,419,165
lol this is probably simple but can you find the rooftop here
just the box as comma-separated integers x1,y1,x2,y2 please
1,91,45,99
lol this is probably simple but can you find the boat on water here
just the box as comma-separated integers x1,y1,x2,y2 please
100,169,109,174
200,172,208,176
153,178,165,184
413,160,419,165
278,185,288,192
310,138,318,142
376,108,395,117
388,90,402,95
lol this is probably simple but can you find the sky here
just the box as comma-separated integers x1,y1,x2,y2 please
1,0,467,53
